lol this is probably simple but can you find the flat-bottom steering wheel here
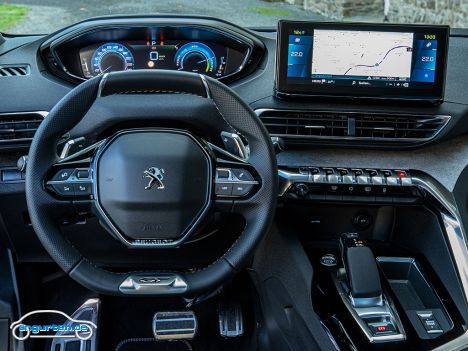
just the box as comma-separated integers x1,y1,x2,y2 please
25,70,277,296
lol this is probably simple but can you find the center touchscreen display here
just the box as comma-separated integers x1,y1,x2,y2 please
275,21,449,101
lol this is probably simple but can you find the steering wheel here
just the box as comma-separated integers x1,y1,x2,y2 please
25,70,277,296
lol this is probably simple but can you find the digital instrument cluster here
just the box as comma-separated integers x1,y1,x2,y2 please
79,40,229,78
41,21,262,83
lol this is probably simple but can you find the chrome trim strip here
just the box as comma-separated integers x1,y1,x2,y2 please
411,174,459,218
47,180,91,185
214,180,258,185
92,129,213,248
441,214,468,304
432,331,468,351
96,73,109,98
199,74,211,99
255,108,451,144
206,142,249,164
349,295,383,308
120,274,187,295
411,173,468,304
0,110,49,118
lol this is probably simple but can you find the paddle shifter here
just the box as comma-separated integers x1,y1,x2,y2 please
340,233,383,307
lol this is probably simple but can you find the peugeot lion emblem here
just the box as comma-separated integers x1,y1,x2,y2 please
143,167,165,190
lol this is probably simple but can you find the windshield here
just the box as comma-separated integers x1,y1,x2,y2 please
0,0,466,34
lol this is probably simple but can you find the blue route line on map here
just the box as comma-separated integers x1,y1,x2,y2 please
343,45,412,76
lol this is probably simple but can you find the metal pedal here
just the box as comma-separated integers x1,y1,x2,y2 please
219,302,244,338
152,311,197,341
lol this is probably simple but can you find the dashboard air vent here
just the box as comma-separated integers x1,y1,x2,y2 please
0,111,47,147
256,109,450,145
354,115,448,139
0,65,30,77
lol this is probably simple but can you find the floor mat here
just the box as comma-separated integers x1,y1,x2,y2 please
115,338,192,351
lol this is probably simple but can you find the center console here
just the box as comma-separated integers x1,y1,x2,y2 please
274,166,467,350
334,233,406,343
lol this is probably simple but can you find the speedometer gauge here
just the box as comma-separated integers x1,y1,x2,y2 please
91,43,134,76
174,42,217,75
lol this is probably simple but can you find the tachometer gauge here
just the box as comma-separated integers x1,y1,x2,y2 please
175,42,217,75
91,43,134,75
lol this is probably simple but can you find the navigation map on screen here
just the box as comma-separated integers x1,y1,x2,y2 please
311,30,414,80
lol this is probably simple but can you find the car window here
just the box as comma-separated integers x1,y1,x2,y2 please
0,0,467,35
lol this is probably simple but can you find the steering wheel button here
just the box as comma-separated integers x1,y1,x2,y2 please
52,183,75,196
216,169,230,179
232,183,253,196
76,170,90,179
216,183,233,196
74,183,92,196
231,169,253,181
52,168,75,181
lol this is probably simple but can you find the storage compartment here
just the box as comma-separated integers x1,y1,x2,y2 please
376,257,453,339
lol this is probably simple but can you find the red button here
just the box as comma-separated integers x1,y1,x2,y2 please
377,326,386,331
396,170,407,178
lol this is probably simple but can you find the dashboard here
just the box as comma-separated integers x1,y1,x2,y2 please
0,17,468,350
0,15,468,351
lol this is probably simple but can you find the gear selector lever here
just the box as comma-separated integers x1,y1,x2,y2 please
340,233,383,307
333,233,406,342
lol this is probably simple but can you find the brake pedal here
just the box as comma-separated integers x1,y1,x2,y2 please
152,311,197,341
219,302,244,338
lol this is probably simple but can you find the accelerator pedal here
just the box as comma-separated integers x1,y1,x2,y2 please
152,311,197,341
